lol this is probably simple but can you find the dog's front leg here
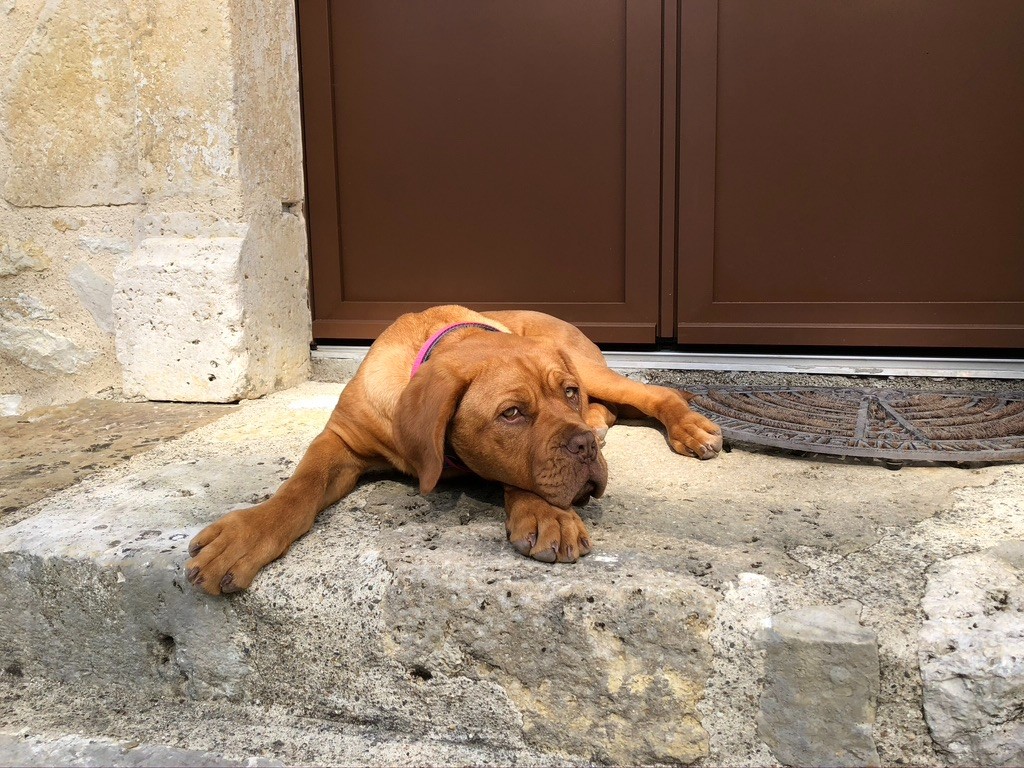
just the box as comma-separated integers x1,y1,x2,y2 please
186,428,365,595
504,486,592,564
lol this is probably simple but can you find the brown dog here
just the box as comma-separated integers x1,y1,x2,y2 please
186,306,722,595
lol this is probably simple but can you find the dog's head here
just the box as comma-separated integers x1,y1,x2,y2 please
393,334,608,508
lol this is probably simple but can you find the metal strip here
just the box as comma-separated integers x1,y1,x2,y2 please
313,346,1024,380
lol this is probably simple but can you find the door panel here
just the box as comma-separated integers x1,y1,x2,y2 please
301,0,663,343
677,0,1024,348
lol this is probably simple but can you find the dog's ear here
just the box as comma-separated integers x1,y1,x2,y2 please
393,361,470,495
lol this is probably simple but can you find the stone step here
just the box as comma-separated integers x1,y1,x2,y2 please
2,382,1023,765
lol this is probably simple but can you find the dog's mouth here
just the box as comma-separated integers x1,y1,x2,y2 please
572,481,598,506
566,457,607,507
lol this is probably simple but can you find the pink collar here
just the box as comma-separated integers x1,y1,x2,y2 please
410,321,505,377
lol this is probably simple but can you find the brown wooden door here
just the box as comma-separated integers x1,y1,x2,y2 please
300,0,664,343
676,0,1024,349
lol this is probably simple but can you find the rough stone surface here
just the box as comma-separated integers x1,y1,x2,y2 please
0,395,22,417
0,0,140,206
758,605,881,767
1,537,251,700
0,208,131,413
698,573,779,767
76,236,131,257
0,384,712,765
0,731,283,768
2,381,1024,766
113,230,309,402
235,203,311,397
113,236,250,402
0,0,239,206
230,0,305,207
0,293,52,323
384,546,714,764
919,545,1024,766
129,0,239,202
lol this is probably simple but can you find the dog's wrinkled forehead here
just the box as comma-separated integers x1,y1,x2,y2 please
457,336,575,394
442,335,577,415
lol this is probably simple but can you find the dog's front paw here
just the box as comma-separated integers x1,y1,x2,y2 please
670,413,723,460
504,489,591,563
185,506,287,596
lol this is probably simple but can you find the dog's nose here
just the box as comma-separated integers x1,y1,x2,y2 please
565,430,598,463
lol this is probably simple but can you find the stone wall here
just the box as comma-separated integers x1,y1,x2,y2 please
0,0,310,413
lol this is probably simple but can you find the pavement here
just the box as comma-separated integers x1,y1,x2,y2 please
2,367,1023,767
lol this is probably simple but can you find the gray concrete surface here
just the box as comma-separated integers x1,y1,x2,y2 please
2,378,1023,766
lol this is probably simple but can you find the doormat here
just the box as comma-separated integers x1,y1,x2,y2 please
686,387,1024,464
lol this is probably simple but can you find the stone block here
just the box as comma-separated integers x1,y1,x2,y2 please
385,552,715,765
113,236,250,402
236,203,311,396
113,227,309,403
758,605,881,767
129,0,239,201
0,512,251,701
919,546,1024,766
0,386,718,765
1,0,141,207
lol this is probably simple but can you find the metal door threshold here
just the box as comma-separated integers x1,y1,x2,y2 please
313,346,1024,379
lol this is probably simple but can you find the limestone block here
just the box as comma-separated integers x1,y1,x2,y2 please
113,236,250,402
113,221,309,404
758,605,881,767
919,546,1024,766
231,0,305,205
385,556,716,764
1,0,141,206
236,203,311,395
69,263,115,334
135,213,248,241
0,509,251,701
129,0,239,200
3,0,241,207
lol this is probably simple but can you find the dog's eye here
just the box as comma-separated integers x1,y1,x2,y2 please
500,407,522,421
565,386,579,400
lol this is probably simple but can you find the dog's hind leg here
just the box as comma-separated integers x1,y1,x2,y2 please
185,428,366,595
579,365,722,460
